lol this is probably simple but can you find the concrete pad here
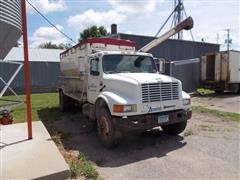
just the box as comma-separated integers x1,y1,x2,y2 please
0,121,70,180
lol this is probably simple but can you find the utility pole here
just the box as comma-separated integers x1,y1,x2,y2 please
226,29,230,52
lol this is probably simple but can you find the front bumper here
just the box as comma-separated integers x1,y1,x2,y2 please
112,109,192,133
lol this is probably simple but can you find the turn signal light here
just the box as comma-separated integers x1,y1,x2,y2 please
113,104,137,113
113,105,124,113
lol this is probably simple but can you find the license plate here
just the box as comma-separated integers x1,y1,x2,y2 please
158,115,169,124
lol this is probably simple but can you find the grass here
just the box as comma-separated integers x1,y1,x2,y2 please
193,106,240,122
183,129,194,136
199,124,215,131
56,133,100,179
196,88,214,95
1,92,100,179
69,153,99,179
77,153,99,179
70,160,79,179
199,124,212,128
1,92,62,123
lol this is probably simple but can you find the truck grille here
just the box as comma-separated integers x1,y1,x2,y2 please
142,82,179,103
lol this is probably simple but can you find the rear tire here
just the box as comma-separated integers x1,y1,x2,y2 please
97,108,118,148
59,90,74,112
161,121,187,135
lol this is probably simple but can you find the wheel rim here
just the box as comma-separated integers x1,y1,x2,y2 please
98,116,110,138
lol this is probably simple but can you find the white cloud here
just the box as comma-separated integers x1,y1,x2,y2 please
125,30,133,34
27,0,67,14
109,0,157,14
184,1,239,50
30,25,67,47
67,9,126,30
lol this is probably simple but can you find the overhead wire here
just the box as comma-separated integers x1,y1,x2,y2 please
155,1,195,41
26,0,77,44
155,5,179,37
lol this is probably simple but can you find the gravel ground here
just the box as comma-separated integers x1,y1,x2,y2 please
54,111,240,180
192,92,240,114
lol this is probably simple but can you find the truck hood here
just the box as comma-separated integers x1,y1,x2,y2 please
102,73,181,103
105,73,179,84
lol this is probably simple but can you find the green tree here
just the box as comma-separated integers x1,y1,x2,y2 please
58,43,72,49
79,26,109,41
38,42,71,49
38,42,59,49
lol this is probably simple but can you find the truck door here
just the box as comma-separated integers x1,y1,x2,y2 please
87,57,100,104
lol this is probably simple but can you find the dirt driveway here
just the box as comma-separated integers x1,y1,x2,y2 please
192,92,240,114
53,111,239,179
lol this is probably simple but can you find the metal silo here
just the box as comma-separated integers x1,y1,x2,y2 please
0,0,22,60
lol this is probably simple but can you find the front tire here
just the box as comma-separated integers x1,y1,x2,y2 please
97,108,117,148
161,121,187,135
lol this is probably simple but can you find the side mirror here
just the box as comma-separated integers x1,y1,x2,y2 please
90,58,100,76
159,58,165,73
154,58,165,73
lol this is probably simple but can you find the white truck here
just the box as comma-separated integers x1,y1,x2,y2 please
59,17,193,148
201,50,240,93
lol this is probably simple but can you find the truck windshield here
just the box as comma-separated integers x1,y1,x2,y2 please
102,55,157,74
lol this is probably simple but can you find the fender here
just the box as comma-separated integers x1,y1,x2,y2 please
182,91,190,99
97,91,136,116
182,91,191,110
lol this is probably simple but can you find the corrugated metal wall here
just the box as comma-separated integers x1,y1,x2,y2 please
117,33,219,61
165,59,200,92
0,62,60,94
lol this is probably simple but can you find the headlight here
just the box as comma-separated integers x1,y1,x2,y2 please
113,104,137,113
183,99,191,106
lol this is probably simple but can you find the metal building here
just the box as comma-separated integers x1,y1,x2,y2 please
114,33,220,92
1,47,62,93
116,33,219,61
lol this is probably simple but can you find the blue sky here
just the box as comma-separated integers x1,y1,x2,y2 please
25,0,239,50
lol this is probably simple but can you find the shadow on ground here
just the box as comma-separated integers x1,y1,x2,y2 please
38,107,186,168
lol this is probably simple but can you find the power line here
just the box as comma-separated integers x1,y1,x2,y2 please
26,0,77,44
155,4,179,37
